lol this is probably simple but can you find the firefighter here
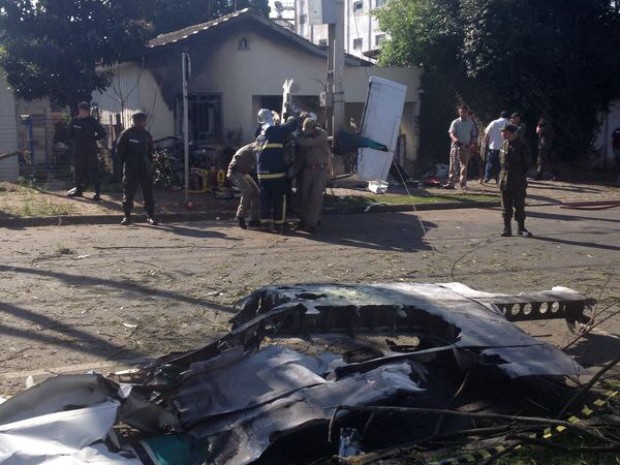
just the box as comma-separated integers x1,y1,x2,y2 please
117,112,158,226
290,117,332,234
255,107,297,232
67,101,106,200
227,142,261,229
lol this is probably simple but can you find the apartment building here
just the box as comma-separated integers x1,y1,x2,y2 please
291,0,388,60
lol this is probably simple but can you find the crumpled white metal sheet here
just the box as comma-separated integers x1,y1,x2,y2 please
175,345,425,465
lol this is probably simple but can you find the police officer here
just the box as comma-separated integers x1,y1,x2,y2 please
290,117,332,234
255,107,297,232
117,112,157,226
67,101,106,200
499,124,532,237
227,142,261,229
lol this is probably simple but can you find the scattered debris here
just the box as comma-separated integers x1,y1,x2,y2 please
0,283,618,465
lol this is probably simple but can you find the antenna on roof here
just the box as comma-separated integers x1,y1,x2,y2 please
275,1,284,18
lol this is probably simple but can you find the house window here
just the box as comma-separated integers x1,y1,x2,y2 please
318,38,328,46
353,38,363,49
177,94,222,143
375,0,386,7
375,34,386,46
353,1,363,12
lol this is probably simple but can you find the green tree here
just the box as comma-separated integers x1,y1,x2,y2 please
377,0,620,162
0,0,152,112
152,0,270,35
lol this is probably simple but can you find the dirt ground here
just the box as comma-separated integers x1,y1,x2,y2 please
0,179,619,395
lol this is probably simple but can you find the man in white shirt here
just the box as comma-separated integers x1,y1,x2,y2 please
482,111,509,184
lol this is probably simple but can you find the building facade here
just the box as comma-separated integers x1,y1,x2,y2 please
93,9,421,171
293,0,388,60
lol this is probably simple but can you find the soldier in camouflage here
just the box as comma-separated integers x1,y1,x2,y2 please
534,117,555,180
498,124,532,237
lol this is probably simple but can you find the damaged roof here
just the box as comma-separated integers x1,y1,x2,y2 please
147,8,373,66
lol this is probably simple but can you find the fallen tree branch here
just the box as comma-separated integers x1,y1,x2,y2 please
509,434,620,452
328,405,620,447
557,354,620,419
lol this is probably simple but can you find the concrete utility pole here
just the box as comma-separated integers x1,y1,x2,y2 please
326,0,345,142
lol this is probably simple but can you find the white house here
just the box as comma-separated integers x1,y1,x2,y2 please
93,8,422,170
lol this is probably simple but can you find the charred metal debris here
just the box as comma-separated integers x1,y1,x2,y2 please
0,282,618,465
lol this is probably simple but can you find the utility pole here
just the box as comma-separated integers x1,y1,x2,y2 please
326,0,345,143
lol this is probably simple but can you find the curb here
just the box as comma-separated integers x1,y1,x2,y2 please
0,201,501,228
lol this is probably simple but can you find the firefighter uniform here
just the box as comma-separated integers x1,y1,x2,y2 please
255,109,297,229
117,114,156,224
68,113,106,198
291,119,332,233
227,143,260,228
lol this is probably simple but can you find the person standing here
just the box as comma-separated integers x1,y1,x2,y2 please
227,142,261,229
117,112,157,226
510,112,526,141
290,118,332,234
468,110,484,180
534,117,555,180
67,101,106,200
255,107,297,232
613,127,620,187
443,105,475,189
498,124,532,237
482,111,510,184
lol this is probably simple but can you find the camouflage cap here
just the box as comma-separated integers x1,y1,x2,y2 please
501,124,518,133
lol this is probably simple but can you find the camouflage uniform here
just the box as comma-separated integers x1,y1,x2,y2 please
612,128,620,186
535,120,555,179
499,135,531,236
227,143,260,224
291,124,332,233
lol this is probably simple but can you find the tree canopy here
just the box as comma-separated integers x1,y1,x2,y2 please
0,0,270,113
152,0,270,35
0,0,153,112
377,0,620,161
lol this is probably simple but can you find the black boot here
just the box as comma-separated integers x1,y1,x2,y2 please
517,223,532,237
501,219,512,237
236,217,247,229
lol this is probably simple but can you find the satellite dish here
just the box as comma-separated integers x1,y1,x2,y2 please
275,1,284,12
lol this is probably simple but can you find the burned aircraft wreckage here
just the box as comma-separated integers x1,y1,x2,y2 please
0,282,612,465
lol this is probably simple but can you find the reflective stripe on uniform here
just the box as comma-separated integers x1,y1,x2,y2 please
257,143,284,150
257,172,286,180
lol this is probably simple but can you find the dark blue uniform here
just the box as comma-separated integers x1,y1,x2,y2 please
117,126,155,218
69,116,106,195
255,118,297,226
